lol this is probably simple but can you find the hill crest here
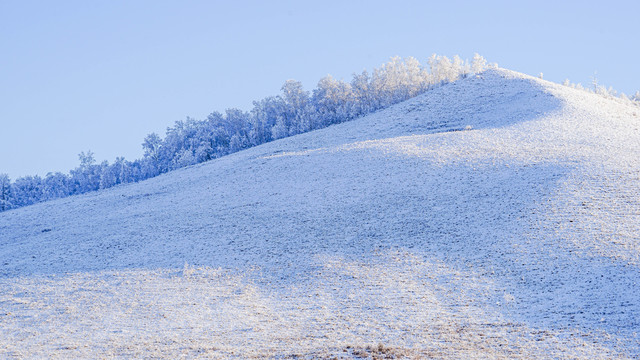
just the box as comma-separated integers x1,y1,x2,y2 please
1,67,639,358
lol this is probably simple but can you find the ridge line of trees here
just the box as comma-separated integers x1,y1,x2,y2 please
3,54,489,212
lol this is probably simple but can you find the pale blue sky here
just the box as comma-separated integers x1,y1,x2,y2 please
1,0,638,178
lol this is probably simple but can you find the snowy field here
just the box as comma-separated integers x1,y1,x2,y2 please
1,69,639,358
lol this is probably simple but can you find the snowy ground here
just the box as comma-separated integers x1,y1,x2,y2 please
1,69,639,358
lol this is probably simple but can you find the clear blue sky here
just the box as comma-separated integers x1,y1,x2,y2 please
1,0,638,179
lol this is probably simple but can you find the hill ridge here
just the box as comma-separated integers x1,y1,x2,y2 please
1,67,639,358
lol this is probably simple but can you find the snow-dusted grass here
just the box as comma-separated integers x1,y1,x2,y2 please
0,254,625,359
1,69,639,358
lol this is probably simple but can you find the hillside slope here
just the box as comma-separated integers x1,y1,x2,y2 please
1,69,639,359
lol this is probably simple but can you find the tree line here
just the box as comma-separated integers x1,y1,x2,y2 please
0,54,489,212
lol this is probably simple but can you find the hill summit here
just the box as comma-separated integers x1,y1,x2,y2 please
1,68,639,358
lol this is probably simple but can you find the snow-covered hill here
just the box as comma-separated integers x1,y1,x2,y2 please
1,69,639,359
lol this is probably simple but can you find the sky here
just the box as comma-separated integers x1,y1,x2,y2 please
1,0,638,179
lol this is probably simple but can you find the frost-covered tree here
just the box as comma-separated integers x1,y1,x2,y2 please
125,159,145,183
11,175,44,208
436,56,459,83
250,96,280,145
99,161,119,189
0,174,12,211
200,111,229,158
471,53,487,74
69,151,101,193
312,75,353,126
350,70,374,116
271,117,288,140
44,172,71,200
371,56,425,107
224,109,251,152
278,80,311,136
112,157,131,184
79,150,95,168
372,56,402,106
405,56,430,94
142,133,163,176
172,149,196,169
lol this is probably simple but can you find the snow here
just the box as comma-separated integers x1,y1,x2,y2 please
1,68,639,358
